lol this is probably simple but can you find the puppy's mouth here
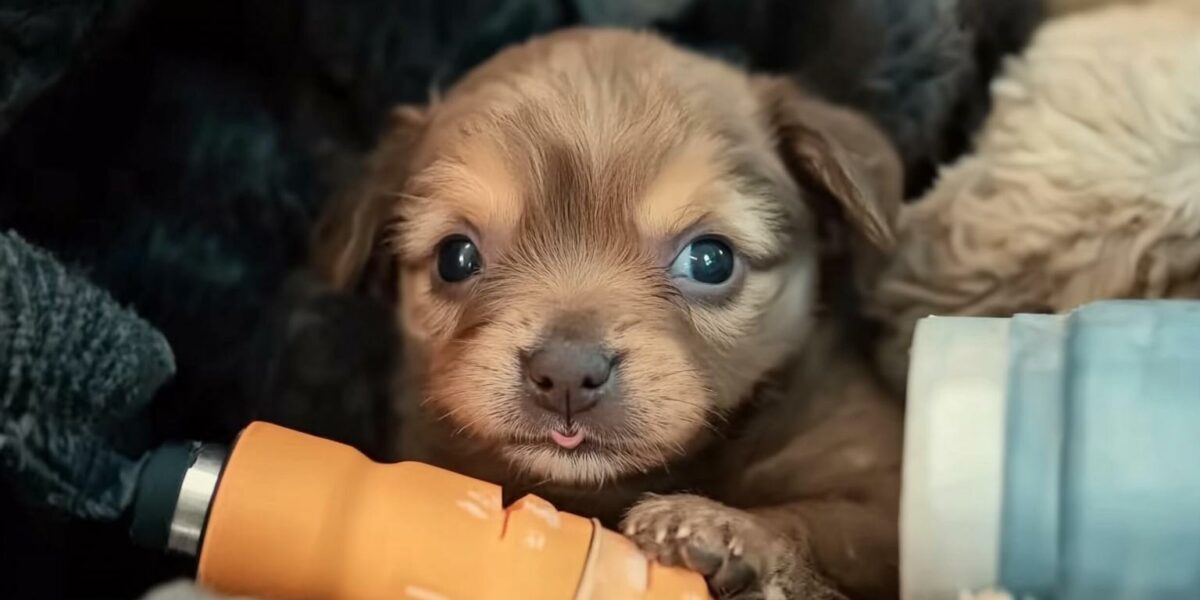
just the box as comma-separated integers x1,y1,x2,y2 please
548,427,586,449
508,424,612,454
497,412,706,485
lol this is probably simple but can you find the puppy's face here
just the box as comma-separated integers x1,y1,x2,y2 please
318,30,899,486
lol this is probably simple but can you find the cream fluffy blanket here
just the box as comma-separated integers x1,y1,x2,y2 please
871,0,1200,392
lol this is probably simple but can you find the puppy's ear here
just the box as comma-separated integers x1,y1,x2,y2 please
311,106,426,298
755,77,902,252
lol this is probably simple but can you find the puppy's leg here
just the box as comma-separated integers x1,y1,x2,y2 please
622,495,850,600
624,485,899,599
751,500,898,599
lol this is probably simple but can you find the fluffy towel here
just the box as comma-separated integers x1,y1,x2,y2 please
0,230,174,520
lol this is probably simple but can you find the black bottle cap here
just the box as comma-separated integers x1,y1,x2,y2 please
129,442,195,551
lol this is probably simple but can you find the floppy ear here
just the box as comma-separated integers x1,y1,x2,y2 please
754,77,902,252
311,106,426,298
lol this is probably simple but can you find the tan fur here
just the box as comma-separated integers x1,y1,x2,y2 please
316,28,904,599
870,0,1200,392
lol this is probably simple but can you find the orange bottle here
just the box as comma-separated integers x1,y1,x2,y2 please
129,421,709,600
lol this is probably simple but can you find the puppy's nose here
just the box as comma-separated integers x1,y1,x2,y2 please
524,339,615,418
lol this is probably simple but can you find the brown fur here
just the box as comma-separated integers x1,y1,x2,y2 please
315,28,903,600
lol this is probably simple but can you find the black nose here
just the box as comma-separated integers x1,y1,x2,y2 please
524,339,616,418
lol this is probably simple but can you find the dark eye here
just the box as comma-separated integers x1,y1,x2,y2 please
670,237,735,285
436,235,482,282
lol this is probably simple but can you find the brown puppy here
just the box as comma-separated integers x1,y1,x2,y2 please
315,28,903,600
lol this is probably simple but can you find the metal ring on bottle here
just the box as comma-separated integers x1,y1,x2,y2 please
167,443,227,556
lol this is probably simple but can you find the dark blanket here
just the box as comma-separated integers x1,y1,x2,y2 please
0,0,1041,596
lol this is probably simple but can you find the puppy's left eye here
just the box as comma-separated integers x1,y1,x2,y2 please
670,237,735,285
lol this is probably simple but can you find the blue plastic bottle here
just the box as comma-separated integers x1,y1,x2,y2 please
902,301,1200,600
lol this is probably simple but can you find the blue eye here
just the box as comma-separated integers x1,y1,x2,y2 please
436,236,482,282
671,238,735,285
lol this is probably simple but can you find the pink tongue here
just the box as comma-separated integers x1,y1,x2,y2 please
550,429,585,449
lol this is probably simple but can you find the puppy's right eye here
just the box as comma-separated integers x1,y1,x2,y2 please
436,235,482,282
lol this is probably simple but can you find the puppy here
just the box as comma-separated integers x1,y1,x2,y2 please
316,28,903,600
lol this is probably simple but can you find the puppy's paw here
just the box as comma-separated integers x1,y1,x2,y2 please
621,494,844,600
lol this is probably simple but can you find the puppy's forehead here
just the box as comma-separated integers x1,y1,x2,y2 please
402,30,796,262
493,112,792,265
497,100,699,241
